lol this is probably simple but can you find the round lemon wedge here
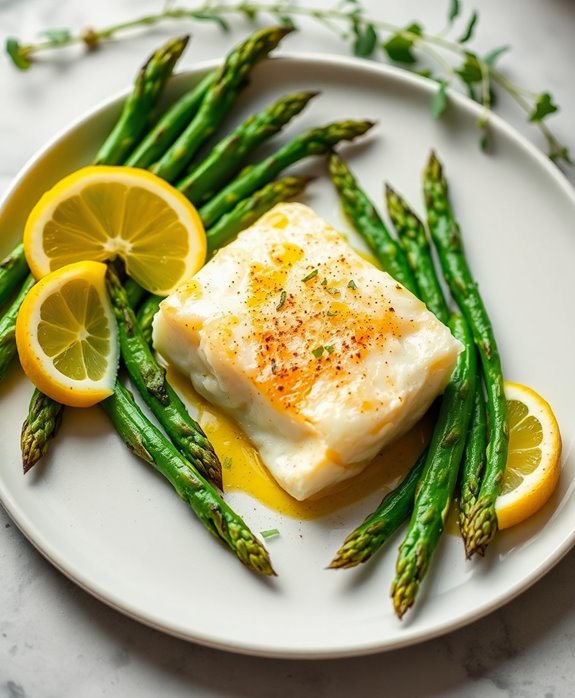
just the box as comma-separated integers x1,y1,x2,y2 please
23,166,206,296
496,381,562,529
16,260,119,408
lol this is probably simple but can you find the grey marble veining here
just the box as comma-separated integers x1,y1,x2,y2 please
1,1,575,696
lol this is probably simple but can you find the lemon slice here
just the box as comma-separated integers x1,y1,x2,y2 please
23,166,206,296
495,381,562,529
16,260,119,408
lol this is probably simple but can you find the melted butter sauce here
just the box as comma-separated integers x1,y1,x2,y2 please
167,367,436,521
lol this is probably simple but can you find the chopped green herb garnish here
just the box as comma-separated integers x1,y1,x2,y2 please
326,287,340,295
312,346,325,358
347,279,358,290
325,344,335,354
301,269,318,282
260,528,280,540
223,456,233,470
276,289,287,310
271,358,278,374
326,310,338,317
321,277,328,286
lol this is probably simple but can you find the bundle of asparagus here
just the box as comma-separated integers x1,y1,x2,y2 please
0,27,375,576
327,151,507,617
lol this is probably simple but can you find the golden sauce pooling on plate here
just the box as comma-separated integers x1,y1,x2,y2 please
167,367,434,520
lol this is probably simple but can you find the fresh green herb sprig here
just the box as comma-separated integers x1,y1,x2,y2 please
5,1,570,164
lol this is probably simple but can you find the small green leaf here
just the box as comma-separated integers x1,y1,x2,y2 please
325,345,335,354
382,23,422,64
484,45,511,68
529,92,558,122
260,528,280,540
312,346,325,359
192,13,231,32
223,456,233,470
240,5,258,21
549,145,573,166
457,10,478,44
39,28,72,45
352,18,378,58
448,0,461,23
347,279,358,289
456,52,482,85
430,80,448,119
5,37,31,70
276,289,287,310
417,68,435,80
301,269,318,282
274,13,297,30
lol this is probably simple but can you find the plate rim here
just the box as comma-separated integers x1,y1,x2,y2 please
1,51,575,659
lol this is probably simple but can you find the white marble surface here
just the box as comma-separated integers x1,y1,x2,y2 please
1,1,575,695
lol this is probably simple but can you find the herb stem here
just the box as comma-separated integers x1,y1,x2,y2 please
6,1,569,163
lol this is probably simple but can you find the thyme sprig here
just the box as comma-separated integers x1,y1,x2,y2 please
5,0,570,164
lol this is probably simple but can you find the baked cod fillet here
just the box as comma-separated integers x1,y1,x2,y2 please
153,203,462,500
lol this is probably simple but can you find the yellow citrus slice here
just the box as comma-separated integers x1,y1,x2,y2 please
23,166,206,296
16,260,119,408
495,381,562,529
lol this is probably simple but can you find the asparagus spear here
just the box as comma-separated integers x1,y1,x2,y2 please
101,381,275,576
200,120,374,229
125,70,217,169
21,388,65,473
106,265,223,489
329,451,426,569
327,154,419,295
391,314,476,618
137,294,162,347
458,381,488,546
94,35,190,166
177,91,318,205
423,151,508,557
385,185,448,322
0,244,29,309
151,26,293,183
0,274,35,380
206,175,311,252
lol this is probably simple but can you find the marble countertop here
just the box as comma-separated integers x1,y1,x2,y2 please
1,1,574,695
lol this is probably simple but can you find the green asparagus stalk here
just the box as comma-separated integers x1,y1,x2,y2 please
177,91,318,205
200,120,374,230
125,70,217,169
458,381,488,547
391,315,476,618
0,274,35,380
101,380,275,575
0,244,29,309
423,151,508,557
327,153,419,295
385,185,448,323
106,265,222,489
137,294,163,346
329,450,427,569
151,26,293,182
21,388,65,473
94,35,190,166
206,175,311,252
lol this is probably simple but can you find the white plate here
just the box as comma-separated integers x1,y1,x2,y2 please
1,54,574,659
